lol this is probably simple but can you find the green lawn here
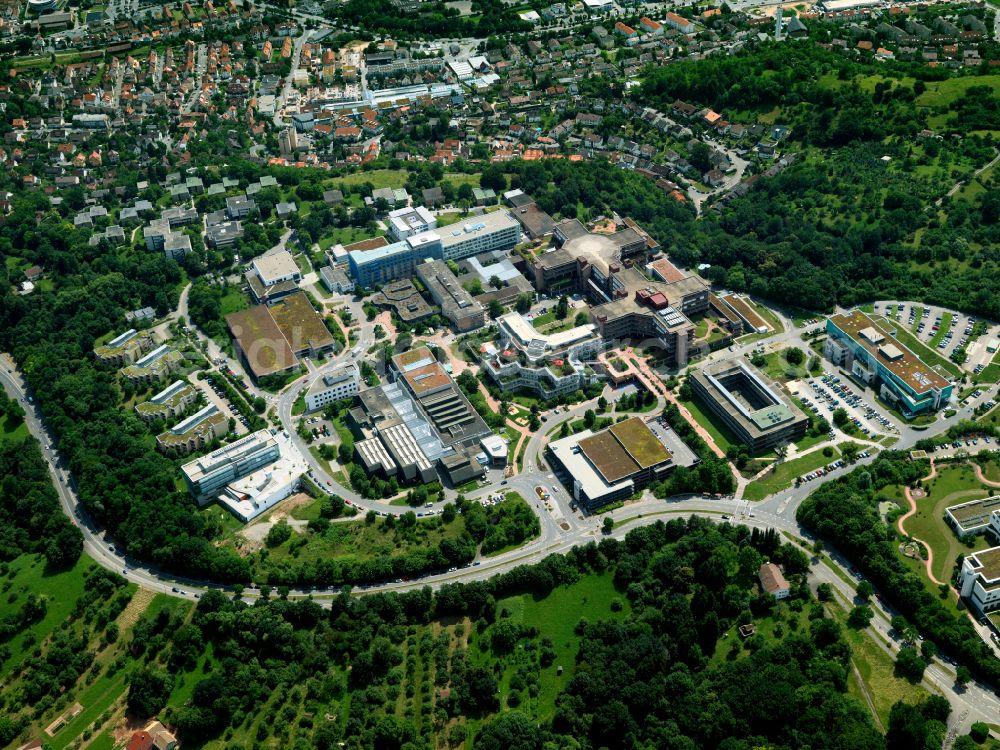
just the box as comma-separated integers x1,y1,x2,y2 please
0,554,98,676
827,601,928,728
680,396,738,453
258,513,468,567
928,312,952,349
873,316,962,379
220,287,249,316
0,413,29,444
915,74,1000,107
897,464,994,582
493,573,628,719
744,447,841,502
317,226,377,250
330,169,408,190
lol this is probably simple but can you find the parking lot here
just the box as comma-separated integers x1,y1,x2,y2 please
874,301,1000,375
196,374,251,435
789,371,899,441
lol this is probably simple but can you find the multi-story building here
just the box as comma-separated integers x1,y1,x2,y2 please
958,523,1000,614
825,311,953,415
348,210,522,287
415,259,485,332
688,358,808,453
94,329,154,366
481,312,604,399
349,232,442,287
437,211,521,261
387,206,437,242
304,365,361,412
156,404,230,455
181,429,281,502
120,344,183,384
135,380,197,423
526,217,708,370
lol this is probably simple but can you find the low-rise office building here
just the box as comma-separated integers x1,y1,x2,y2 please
547,416,697,510
945,496,1000,539
216,433,308,523
348,210,521,286
415,259,486,332
156,404,229,455
825,311,953,415
688,358,808,453
135,380,197,423
253,250,302,287
304,365,361,412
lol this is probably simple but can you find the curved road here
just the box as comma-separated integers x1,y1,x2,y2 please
2,295,999,737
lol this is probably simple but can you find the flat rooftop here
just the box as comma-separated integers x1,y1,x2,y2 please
969,546,1000,584
393,346,436,372
579,416,671,484
226,305,297,378
829,311,950,394
402,361,452,396
947,496,1000,529
438,210,518,248
500,312,597,352
254,250,299,283
648,258,688,284
269,292,335,352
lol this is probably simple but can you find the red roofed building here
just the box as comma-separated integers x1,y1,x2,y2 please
758,563,790,599
127,731,154,750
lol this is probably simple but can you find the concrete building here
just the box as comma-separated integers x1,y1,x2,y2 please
480,434,508,467
163,233,192,261
481,312,603,399
253,250,302,287
945,496,1000,539
547,416,697,510
135,380,197,423
348,211,521,286
156,404,229,455
825,311,953,415
216,432,308,522
181,429,282,503
438,210,521,262
958,531,1000,614
349,232,442,288
688,358,808,453
415,259,485,332
387,206,437,241
319,265,354,294
120,344,183,384
95,329,153,366
304,366,361,412
206,221,244,249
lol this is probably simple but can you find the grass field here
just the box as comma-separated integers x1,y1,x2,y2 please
915,74,1000,108
827,601,929,728
744,447,841,502
928,312,952,349
0,554,97,676
897,464,994,582
680,396,738,453
330,169,408,189
873,315,962,379
317,226,377,250
259,512,468,566
0,413,29,444
491,573,629,719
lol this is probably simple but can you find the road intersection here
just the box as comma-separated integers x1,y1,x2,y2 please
2,296,998,738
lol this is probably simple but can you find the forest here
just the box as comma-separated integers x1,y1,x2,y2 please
797,452,1000,684
99,518,948,750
